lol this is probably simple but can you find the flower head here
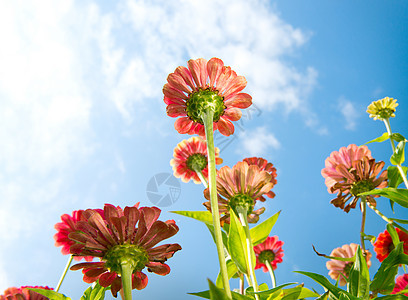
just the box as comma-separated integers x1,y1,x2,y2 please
392,274,408,296
170,137,222,184
164,57,252,136
326,243,372,286
203,161,273,225
374,228,408,262
367,97,398,120
254,236,284,272
0,286,53,300
69,204,181,297
243,157,277,201
329,156,387,212
321,144,372,193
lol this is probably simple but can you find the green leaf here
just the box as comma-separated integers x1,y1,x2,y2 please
391,141,406,165
316,291,330,300
370,242,405,294
208,279,230,300
389,218,408,224
171,210,213,225
296,271,358,300
250,211,281,246
216,259,238,288
27,289,71,300
80,283,109,300
206,224,229,253
387,224,401,248
246,283,295,298
387,166,408,188
365,132,389,144
189,284,254,300
348,246,370,299
374,295,408,299
391,133,407,143
359,188,408,209
228,210,249,274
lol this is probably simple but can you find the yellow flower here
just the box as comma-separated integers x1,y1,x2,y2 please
367,97,398,120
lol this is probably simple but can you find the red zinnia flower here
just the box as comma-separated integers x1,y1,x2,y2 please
164,57,252,136
254,236,284,272
54,209,103,261
243,157,277,201
321,144,372,193
69,204,181,297
326,243,372,286
0,286,53,300
170,137,222,184
203,161,274,225
392,274,408,296
374,228,408,262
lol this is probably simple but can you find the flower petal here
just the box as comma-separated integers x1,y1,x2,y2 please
217,117,235,136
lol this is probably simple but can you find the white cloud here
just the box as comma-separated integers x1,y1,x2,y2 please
238,127,281,157
338,97,359,130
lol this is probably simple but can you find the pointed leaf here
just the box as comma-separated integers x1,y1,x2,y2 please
80,282,109,300
391,141,406,165
206,224,229,252
365,133,389,144
359,188,408,209
250,211,280,246
348,246,370,299
246,283,295,299
389,218,408,225
228,210,249,274
387,166,408,188
171,210,213,225
208,279,230,300
387,224,400,248
27,289,71,300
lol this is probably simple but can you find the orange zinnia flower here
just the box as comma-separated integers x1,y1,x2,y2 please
374,228,408,262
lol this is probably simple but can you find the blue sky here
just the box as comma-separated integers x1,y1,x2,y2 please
0,0,407,299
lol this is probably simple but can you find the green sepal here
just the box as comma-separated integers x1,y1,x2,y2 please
216,259,238,288
348,246,370,299
250,211,281,246
365,133,389,144
171,210,213,225
370,242,408,294
359,188,408,209
387,166,408,188
391,141,406,165
80,282,109,300
296,271,359,300
228,210,251,275
27,288,71,300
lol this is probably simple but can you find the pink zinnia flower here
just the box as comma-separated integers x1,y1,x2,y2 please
203,161,273,225
243,157,277,201
321,144,372,193
69,204,181,297
170,137,222,184
254,236,284,272
374,228,408,262
164,57,252,136
0,286,53,300
392,274,408,296
326,243,372,286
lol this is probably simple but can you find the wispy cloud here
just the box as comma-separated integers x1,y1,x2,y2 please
238,127,281,157
338,97,360,130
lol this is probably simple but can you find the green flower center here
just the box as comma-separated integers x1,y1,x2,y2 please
229,193,254,215
186,153,207,172
104,244,149,274
258,250,275,264
350,180,375,197
377,108,395,119
185,88,225,124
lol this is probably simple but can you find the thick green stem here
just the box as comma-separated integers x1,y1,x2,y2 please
194,168,208,188
120,261,133,300
265,260,276,288
201,109,232,299
360,197,367,252
236,206,259,300
367,203,408,235
56,255,73,292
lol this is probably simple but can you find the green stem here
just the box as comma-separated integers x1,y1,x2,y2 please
120,261,133,300
194,168,208,188
265,260,276,288
384,119,408,188
201,109,232,299
239,274,245,294
360,196,367,252
367,203,408,235
236,206,260,300
56,255,73,292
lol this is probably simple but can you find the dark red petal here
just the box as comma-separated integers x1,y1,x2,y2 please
99,271,118,287
132,272,148,290
146,262,171,275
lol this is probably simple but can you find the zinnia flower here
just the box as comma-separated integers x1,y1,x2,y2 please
373,228,408,262
326,243,372,286
329,156,387,212
367,97,398,120
321,144,372,193
392,274,408,296
0,286,53,300
254,236,284,272
69,204,181,297
243,157,277,201
164,57,252,136
203,161,274,225
170,137,222,184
